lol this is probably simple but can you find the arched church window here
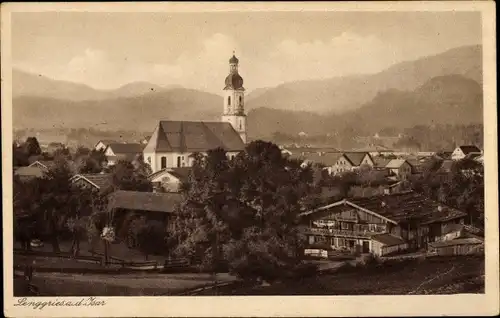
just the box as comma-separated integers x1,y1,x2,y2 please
239,96,242,105
239,120,242,130
161,156,167,169
228,96,231,106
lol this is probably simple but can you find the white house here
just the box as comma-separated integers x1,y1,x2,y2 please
147,167,191,192
104,143,144,166
451,145,482,161
94,140,118,152
385,159,413,180
143,54,247,174
328,152,374,175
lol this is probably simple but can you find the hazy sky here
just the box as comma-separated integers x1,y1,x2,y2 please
12,11,481,95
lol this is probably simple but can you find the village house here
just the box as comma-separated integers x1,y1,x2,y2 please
143,54,248,174
327,152,374,175
14,166,48,182
147,167,191,192
70,173,112,192
300,191,467,257
107,190,183,244
104,143,145,166
451,145,482,161
94,140,118,152
385,159,414,180
28,160,54,171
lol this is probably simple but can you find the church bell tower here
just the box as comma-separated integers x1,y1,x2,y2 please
222,52,247,144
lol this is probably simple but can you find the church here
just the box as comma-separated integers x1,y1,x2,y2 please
143,53,248,173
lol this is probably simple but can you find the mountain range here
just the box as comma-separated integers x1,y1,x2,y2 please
12,45,483,138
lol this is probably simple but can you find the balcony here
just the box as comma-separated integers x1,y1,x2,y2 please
304,227,385,239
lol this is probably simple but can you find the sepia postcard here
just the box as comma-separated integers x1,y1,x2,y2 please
2,1,499,317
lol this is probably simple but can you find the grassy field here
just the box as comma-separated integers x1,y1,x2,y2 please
15,272,236,296
195,255,485,295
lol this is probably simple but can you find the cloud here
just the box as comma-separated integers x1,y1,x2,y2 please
15,32,402,95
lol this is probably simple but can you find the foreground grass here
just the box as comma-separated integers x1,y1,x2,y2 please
15,272,236,296
196,255,485,295
14,255,483,296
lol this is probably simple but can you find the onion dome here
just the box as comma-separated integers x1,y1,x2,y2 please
224,73,244,90
229,54,239,64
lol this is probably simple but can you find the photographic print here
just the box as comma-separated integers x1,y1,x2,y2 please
2,2,498,317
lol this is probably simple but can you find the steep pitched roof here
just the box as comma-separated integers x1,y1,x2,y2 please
28,160,54,170
458,145,481,154
71,173,112,190
343,152,371,166
107,190,183,213
151,121,245,152
107,143,144,154
373,157,392,168
386,159,411,169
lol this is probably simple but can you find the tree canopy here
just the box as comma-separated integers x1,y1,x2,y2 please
173,141,317,280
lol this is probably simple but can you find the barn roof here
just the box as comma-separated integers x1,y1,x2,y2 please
150,121,245,153
108,190,183,213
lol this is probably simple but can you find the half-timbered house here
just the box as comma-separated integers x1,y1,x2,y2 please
300,191,467,256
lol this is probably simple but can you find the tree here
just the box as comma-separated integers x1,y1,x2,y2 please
109,160,152,192
173,141,316,282
23,137,42,157
13,143,29,167
74,148,107,174
136,220,167,260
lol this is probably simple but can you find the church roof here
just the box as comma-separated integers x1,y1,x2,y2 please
148,121,245,153
229,54,239,64
224,73,244,90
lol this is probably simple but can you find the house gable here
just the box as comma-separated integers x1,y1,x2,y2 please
71,176,100,190
361,153,374,166
28,161,50,170
105,147,115,156
148,169,181,184
301,199,398,225
336,155,353,168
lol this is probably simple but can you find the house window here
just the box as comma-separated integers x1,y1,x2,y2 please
147,157,151,164
161,156,167,169
228,96,231,106
177,156,181,167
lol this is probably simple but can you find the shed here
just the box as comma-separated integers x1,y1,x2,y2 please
371,233,409,256
428,237,484,256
